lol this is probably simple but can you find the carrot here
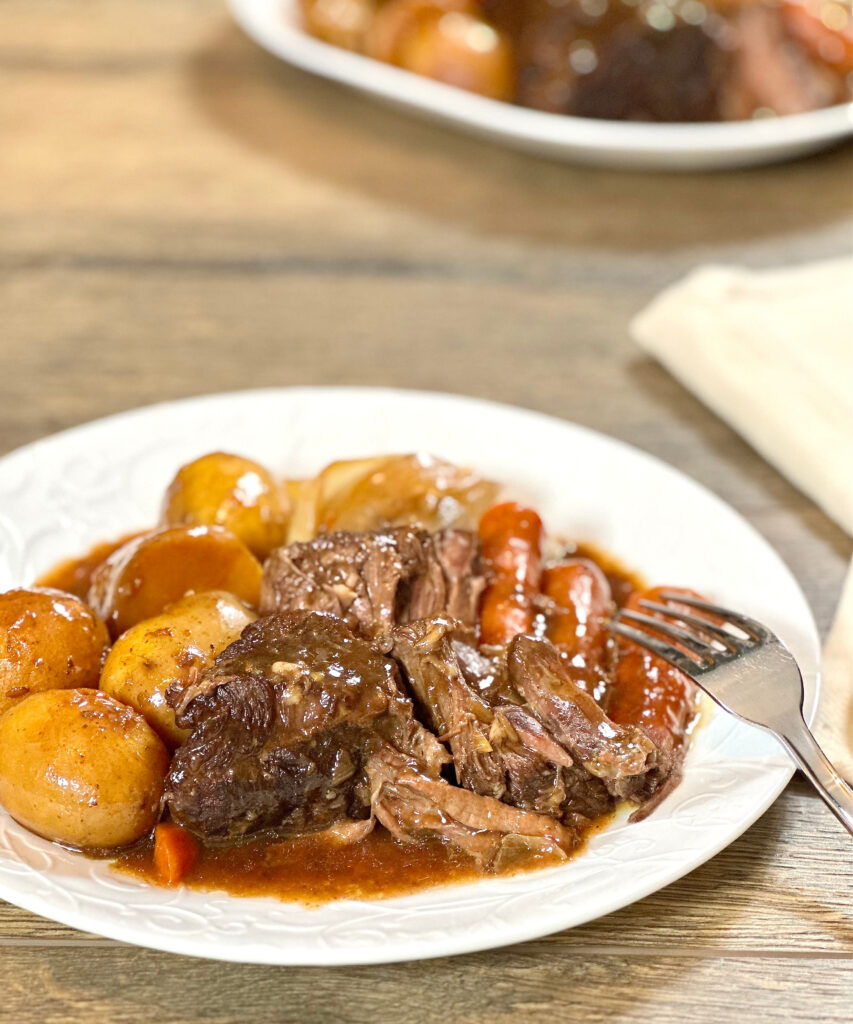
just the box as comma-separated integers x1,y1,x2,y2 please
479,502,542,586
153,822,199,886
479,577,535,646
478,502,542,646
542,559,611,651
781,0,853,73
608,587,701,751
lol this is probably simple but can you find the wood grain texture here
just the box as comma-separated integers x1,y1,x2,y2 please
3,945,853,1024
1,1,852,1020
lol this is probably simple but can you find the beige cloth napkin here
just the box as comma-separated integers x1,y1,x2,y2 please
631,258,853,776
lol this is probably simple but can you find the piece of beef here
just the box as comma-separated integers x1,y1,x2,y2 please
492,703,571,767
571,21,728,122
165,611,448,837
453,637,517,705
508,634,658,801
432,529,486,626
485,0,730,121
487,704,614,822
389,617,504,798
260,526,483,638
561,764,614,822
389,617,607,820
366,746,578,869
485,0,849,122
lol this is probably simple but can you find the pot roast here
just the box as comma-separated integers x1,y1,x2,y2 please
165,527,695,866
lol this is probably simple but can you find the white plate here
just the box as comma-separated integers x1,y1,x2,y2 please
227,0,853,171
0,387,819,964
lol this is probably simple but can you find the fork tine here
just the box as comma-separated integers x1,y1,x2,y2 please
618,609,714,660
609,620,700,675
638,600,742,653
657,591,770,641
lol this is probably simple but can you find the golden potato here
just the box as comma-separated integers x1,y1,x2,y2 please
0,688,169,849
99,591,256,748
366,0,513,100
88,525,263,637
299,0,377,51
0,587,110,718
366,0,469,62
161,452,289,560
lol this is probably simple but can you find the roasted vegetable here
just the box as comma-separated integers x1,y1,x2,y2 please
153,822,200,885
478,502,543,647
88,525,262,637
299,0,378,50
542,559,611,653
609,587,701,752
0,587,110,718
161,452,290,560
366,0,514,100
0,689,168,849
99,591,256,748
283,453,497,542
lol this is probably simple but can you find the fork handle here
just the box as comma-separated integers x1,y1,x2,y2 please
777,715,853,836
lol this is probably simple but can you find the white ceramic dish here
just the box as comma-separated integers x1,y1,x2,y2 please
0,387,819,964
227,0,853,171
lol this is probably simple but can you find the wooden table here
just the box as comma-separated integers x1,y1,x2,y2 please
2,2,852,1019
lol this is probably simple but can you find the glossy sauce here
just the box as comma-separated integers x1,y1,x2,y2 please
114,814,612,903
42,533,652,903
36,534,141,599
118,830,491,902
570,542,645,609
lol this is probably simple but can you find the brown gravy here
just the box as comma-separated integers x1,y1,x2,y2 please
114,813,613,904
571,541,645,608
117,831,495,903
36,533,141,599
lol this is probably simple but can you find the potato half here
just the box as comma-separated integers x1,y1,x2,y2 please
88,525,263,637
99,591,256,748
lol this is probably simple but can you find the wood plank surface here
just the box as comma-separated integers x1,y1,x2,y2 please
1,2,852,1021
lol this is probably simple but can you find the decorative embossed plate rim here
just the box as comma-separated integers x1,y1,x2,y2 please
0,387,820,964
228,0,853,171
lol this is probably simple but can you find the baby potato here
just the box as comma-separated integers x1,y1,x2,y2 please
161,452,289,560
366,0,513,100
88,525,263,637
99,591,256,748
0,688,169,849
0,587,110,718
299,0,377,51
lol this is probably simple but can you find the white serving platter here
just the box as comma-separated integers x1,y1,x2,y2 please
228,0,853,170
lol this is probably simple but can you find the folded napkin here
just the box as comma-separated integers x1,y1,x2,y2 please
631,259,853,777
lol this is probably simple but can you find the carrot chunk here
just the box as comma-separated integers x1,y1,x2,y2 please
153,822,199,886
478,502,543,646
608,587,702,750
542,559,611,651
781,0,853,73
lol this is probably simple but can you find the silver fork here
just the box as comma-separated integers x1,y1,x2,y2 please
611,591,853,836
